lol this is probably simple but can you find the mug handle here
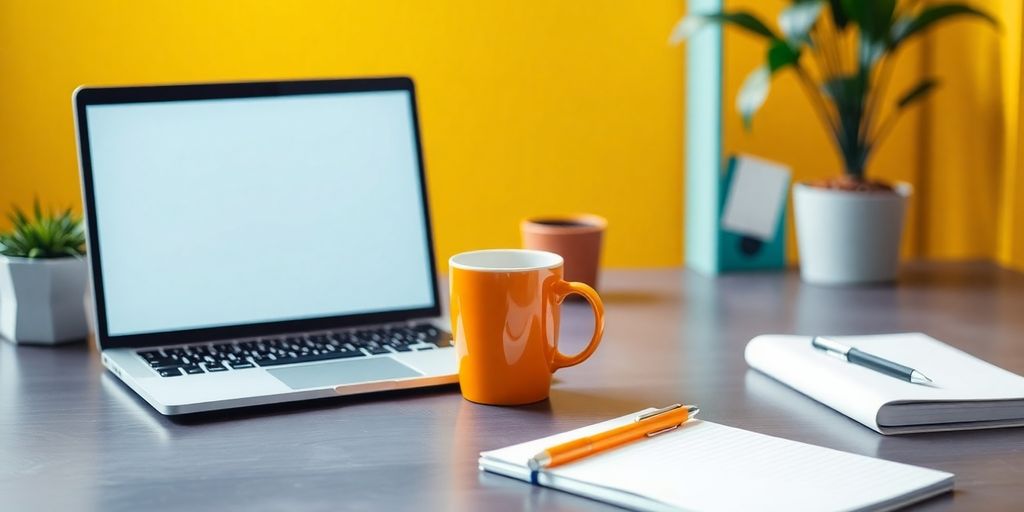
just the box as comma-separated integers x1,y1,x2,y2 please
551,280,605,371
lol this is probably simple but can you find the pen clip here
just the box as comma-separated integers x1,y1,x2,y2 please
635,403,683,422
646,424,681,437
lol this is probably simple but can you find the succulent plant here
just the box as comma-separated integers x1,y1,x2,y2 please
0,200,86,259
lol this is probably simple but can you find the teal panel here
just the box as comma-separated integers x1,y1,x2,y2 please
684,0,724,275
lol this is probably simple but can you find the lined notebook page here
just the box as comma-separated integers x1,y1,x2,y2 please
481,412,953,512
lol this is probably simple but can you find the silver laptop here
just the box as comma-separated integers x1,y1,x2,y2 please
73,77,457,415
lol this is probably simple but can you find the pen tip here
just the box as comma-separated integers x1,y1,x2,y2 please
911,371,933,385
527,452,550,471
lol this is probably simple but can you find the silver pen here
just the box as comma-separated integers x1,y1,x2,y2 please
812,336,933,385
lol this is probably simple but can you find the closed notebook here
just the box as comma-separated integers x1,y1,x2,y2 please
745,333,1024,434
479,411,953,512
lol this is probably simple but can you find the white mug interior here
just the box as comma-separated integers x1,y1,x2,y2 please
449,249,563,272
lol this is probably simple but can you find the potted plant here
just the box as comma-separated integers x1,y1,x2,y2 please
673,1,996,284
0,201,89,344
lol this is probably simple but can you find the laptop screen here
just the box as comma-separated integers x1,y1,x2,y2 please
83,88,436,337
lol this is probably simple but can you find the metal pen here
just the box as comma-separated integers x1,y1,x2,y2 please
527,404,700,471
812,336,933,385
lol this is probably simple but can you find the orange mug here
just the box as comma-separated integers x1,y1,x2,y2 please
449,249,604,405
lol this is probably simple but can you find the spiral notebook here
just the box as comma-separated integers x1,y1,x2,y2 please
479,410,953,512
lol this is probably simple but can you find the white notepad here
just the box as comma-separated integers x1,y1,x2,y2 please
479,411,953,512
745,333,1024,434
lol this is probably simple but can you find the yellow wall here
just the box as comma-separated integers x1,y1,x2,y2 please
920,6,1003,260
1,0,1021,270
993,0,1024,271
920,0,1024,270
0,0,684,269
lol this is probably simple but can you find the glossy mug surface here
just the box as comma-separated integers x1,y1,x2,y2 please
449,249,604,405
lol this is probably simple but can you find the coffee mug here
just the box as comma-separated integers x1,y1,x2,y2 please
521,213,607,289
449,249,604,405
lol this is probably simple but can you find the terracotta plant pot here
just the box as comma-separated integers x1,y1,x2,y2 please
520,214,607,289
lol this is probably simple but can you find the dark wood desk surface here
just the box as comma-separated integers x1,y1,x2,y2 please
2,263,1024,511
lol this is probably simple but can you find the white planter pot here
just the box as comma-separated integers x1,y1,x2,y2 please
793,182,911,285
0,256,89,344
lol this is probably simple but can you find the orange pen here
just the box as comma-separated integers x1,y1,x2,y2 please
527,404,700,471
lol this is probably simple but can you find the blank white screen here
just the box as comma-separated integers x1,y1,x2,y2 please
86,90,435,336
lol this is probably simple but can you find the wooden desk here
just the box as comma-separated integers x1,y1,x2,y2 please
2,263,1023,511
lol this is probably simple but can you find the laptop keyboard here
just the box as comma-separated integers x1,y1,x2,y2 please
137,324,452,377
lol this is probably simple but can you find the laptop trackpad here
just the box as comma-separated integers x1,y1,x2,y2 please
267,357,422,390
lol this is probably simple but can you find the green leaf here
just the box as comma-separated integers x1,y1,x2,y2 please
829,0,848,30
859,38,886,68
841,0,896,41
735,40,801,129
8,207,27,228
779,1,825,45
737,66,772,130
670,11,779,43
0,202,86,259
768,40,801,72
823,73,869,173
705,12,779,39
841,0,897,68
823,75,866,108
891,4,998,47
897,78,939,108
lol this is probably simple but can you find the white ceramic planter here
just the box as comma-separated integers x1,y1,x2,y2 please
793,182,911,285
0,256,89,344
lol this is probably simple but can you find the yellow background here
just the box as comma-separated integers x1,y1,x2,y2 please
0,0,1021,271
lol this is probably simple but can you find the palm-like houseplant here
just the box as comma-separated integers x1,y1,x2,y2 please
0,201,90,344
673,0,997,283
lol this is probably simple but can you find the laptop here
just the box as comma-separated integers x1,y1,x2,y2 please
73,77,458,415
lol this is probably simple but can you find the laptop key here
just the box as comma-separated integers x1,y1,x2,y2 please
183,366,205,375
229,361,255,369
153,363,184,371
158,368,183,377
254,349,364,367
410,325,452,347
205,362,228,372
165,348,186,358
138,350,162,361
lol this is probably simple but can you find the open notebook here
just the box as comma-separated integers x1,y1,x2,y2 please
745,333,1024,434
479,411,952,512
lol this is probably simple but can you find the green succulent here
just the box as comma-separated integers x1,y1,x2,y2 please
0,200,86,259
672,0,998,180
